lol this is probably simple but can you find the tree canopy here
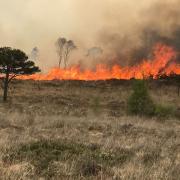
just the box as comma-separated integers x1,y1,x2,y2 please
0,47,40,101
0,47,40,76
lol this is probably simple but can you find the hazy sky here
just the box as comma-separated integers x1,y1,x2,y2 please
0,0,179,70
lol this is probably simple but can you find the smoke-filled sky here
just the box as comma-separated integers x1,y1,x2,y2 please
0,0,180,70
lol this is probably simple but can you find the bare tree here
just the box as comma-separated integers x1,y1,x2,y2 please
86,47,103,59
63,40,77,69
30,47,39,61
55,37,67,68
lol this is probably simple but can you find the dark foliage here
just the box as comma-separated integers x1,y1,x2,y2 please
127,80,155,116
0,47,40,101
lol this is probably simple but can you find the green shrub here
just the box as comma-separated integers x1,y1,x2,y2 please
127,80,155,116
155,105,175,119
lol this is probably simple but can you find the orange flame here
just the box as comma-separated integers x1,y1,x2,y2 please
19,43,180,81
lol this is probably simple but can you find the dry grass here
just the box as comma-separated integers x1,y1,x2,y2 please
0,80,179,179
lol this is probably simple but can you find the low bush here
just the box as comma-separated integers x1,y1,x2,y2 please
155,104,175,119
127,80,155,116
2,140,134,178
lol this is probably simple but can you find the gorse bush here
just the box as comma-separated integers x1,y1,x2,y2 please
127,80,155,116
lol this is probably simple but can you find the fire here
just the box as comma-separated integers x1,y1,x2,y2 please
19,43,180,81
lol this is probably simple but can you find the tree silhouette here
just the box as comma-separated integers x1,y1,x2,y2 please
0,47,40,101
63,40,76,69
55,37,67,68
30,47,39,61
55,37,76,68
86,47,103,59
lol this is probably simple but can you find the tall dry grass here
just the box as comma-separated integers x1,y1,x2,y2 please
0,80,179,179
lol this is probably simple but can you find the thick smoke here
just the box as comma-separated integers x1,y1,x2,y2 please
0,0,180,70
97,0,180,66
131,0,180,64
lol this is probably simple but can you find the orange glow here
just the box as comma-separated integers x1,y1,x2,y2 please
19,43,180,81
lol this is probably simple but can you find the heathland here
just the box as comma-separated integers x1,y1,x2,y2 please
0,79,179,179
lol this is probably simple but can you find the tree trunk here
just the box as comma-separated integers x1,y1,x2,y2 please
3,69,9,102
64,59,67,69
64,54,68,69
59,56,62,68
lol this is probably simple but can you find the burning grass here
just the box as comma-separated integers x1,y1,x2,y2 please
18,44,180,81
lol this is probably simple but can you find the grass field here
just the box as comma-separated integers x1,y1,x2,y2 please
0,80,179,179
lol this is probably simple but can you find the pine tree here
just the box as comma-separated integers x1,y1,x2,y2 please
0,47,40,101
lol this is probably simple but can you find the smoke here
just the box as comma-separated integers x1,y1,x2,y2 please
131,0,180,64
86,47,103,58
97,0,180,66
0,0,180,70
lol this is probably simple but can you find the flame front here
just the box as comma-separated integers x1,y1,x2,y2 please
19,43,180,81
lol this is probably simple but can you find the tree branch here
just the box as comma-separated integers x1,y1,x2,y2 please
8,74,18,84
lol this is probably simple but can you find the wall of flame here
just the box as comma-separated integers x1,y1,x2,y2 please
18,44,180,81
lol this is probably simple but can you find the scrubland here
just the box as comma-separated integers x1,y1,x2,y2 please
0,80,179,179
